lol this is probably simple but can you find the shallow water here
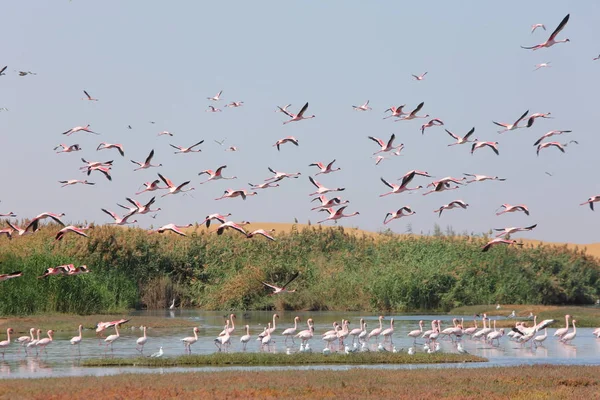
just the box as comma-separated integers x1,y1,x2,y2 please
1,310,599,379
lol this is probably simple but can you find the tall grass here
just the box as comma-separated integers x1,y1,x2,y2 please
0,223,599,315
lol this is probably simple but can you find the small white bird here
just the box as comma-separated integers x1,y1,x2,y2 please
150,347,163,358
534,62,551,71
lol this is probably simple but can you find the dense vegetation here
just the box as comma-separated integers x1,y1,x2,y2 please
0,222,599,315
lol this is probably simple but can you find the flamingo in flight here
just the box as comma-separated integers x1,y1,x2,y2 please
55,225,91,241
158,173,195,197
215,221,250,236
526,112,553,127
151,223,193,236
422,181,460,196
102,209,138,225
0,66,6,76
247,229,276,241
581,195,600,211
225,101,244,107
463,173,506,183
446,127,477,146
54,144,81,153
136,180,165,195
533,62,551,71
412,72,428,80
396,102,428,121
308,176,345,196
261,272,300,294
131,149,162,171
59,179,94,187
62,124,98,136
199,165,237,184
434,200,469,217
594,55,600,61
265,167,301,182
536,141,577,156
493,224,538,238
311,195,349,210
280,102,315,124
471,141,499,155
200,213,232,228
493,110,529,133
482,238,523,252
158,131,173,136
122,197,159,214
496,204,530,216
533,130,571,146
383,206,416,224
397,170,432,185
82,90,98,101
207,90,223,101
379,177,422,197
273,136,299,151
0,271,22,282
25,212,66,232
6,221,31,237
309,159,341,175
85,165,112,181
206,105,222,112
275,104,292,113
368,134,400,155
383,105,406,119
215,189,257,201
0,228,13,240
531,23,546,33
317,206,360,224
170,140,204,154
521,14,570,50
421,118,444,134
97,142,125,156
352,100,372,111
248,182,279,190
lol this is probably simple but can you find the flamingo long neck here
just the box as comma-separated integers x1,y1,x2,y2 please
193,329,198,340
79,325,83,337
230,315,235,331
378,317,383,331
143,326,147,338
30,329,35,341
6,329,11,343
47,331,53,341
419,322,423,333
114,325,120,337
565,315,570,329
272,315,277,330
572,320,576,333
246,326,250,335
293,318,298,330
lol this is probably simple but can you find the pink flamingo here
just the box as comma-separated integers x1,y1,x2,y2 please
421,118,444,134
97,142,125,156
62,124,98,136
496,204,530,216
311,195,349,210
412,72,428,81
317,206,360,224
207,90,223,101
215,221,250,236
55,225,91,241
295,319,315,345
25,212,66,232
170,140,204,154
531,23,546,33
225,101,244,107
493,224,537,238
536,141,576,156
101,209,138,225
54,144,81,153
383,104,406,119
199,165,237,184
463,173,506,183
215,189,257,201
352,100,372,111
383,206,416,224
158,173,195,197
181,327,200,353
265,167,301,182
434,200,469,217
308,176,345,196
273,136,299,151
282,316,301,344
59,179,95,187
249,182,280,190
471,141,499,155
482,238,523,252
367,316,385,343
131,149,162,171
151,223,193,236
581,196,600,211
309,159,341,175
82,90,98,101
493,110,529,133
379,177,422,197
247,229,276,241
136,179,165,195
37,330,54,355
396,102,428,121
407,320,424,344
200,213,232,228
368,134,400,155
122,197,159,215
280,102,315,125
0,328,13,359
521,14,570,50
554,315,571,339
446,127,477,146
560,319,577,344
533,130,571,146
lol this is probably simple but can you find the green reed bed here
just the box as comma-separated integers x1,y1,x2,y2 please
82,351,486,367
0,222,599,315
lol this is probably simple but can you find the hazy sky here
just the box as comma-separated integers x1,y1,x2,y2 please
1,1,599,244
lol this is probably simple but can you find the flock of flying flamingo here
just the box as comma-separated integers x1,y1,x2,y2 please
1,12,600,361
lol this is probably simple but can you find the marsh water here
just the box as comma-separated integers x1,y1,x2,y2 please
1,310,599,379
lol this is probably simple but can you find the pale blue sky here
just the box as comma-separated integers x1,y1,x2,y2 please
1,1,599,243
